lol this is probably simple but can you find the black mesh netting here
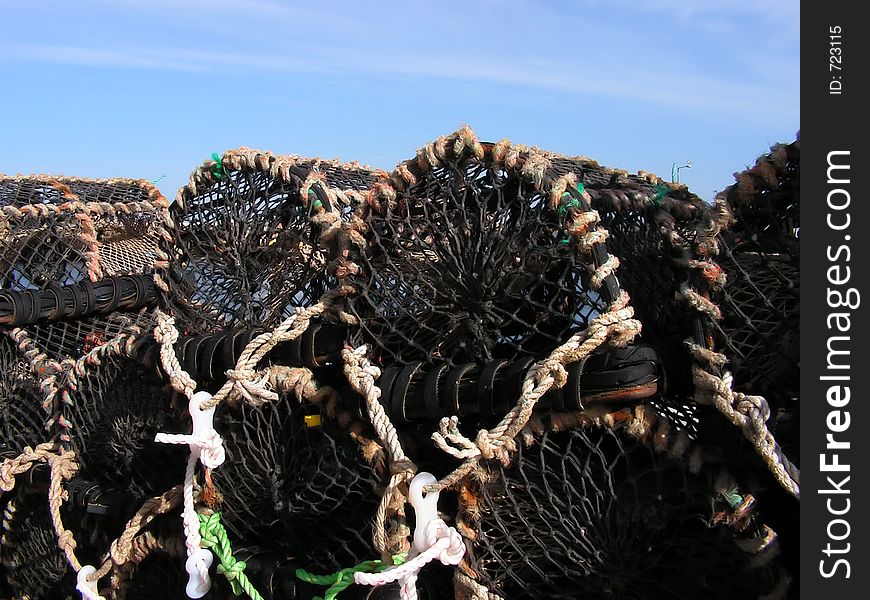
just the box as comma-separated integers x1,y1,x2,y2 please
163,159,351,335
711,139,800,464
0,335,45,458
21,307,154,364
1,489,76,600
468,427,781,599
64,351,186,499
346,158,606,369
0,206,90,291
212,392,381,573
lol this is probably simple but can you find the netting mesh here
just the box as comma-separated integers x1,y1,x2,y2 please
65,351,186,498
346,152,606,369
0,335,44,458
467,427,779,599
23,308,153,364
1,491,76,599
213,393,381,573
711,139,800,462
162,152,371,335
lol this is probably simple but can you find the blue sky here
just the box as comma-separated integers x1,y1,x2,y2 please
0,0,798,201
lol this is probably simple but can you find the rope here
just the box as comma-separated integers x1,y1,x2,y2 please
89,485,184,582
203,287,349,410
198,512,264,600
354,519,465,600
342,345,417,558
688,343,800,498
154,310,196,397
430,291,641,492
296,558,400,600
153,313,218,596
0,443,85,573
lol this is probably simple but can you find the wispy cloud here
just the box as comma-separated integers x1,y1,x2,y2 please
0,40,797,121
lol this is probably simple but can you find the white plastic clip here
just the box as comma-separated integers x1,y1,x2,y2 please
189,391,216,459
185,548,214,598
76,565,104,600
408,472,439,555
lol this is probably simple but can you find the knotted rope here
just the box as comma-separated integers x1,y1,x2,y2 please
354,519,465,600
342,345,417,558
201,287,351,410
688,342,800,498
430,290,641,492
198,512,264,600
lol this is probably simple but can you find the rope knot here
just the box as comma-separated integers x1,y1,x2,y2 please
218,558,247,581
225,368,276,405
425,520,465,566
389,458,418,477
474,430,497,460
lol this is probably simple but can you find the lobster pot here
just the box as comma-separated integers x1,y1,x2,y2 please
162,149,375,335
544,156,712,434
63,339,186,499
0,175,170,295
465,427,784,600
160,150,384,577
344,133,615,371
0,174,171,443
712,138,800,460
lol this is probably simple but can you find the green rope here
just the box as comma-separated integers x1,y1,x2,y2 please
211,152,225,180
296,554,406,600
198,512,264,600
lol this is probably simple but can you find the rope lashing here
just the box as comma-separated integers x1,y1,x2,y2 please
296,557,404,600
202,292,345,409
154,391,224,598
353,473,465,600
687,342,800,498
198,512,264,600
342,344,417,558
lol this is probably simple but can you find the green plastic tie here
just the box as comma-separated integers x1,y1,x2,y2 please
198,512,264,600
651,184,669,207
296,555,407,600
725,491,744,508
211,152,225,180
